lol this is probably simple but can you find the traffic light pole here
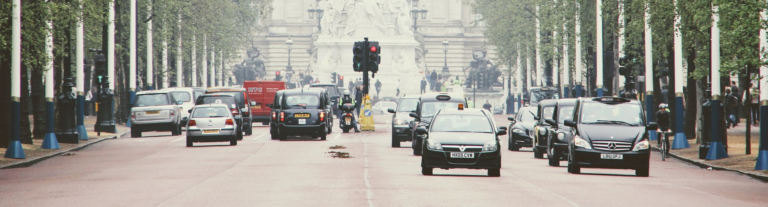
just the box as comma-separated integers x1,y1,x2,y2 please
76,4,88,141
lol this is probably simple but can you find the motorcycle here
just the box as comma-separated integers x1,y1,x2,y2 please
340,103,356,133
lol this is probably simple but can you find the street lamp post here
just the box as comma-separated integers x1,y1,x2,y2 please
441,39,450,81
286,37,293,72
307,1,324,33
410,0,428,32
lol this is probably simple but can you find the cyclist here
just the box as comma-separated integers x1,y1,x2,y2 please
655,103,672,153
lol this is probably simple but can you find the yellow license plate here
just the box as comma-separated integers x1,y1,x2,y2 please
294,113,310,118
145,111,160,115
254,105,261,109
202,129,220,134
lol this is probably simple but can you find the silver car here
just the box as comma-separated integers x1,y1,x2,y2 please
186,104,239,147
161,87,198,124
130,91,183,137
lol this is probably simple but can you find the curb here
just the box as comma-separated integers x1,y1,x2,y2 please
0,129,131,170
653,147,768,183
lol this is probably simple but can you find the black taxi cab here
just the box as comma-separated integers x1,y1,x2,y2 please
544,98,577,166
507,106,537,151
277,88,333,141
269,90,285,140
417,104,506,177
388,95,420,148
564,97,657,176
409,92,468,155
532,99,557,159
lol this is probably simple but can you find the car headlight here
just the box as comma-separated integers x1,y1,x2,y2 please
426,139,442,151
394,118,407,125
539,127,547,135
633,139,650,151
512,128,524,134
557,132,565,141
573,135,591,149
482,141,498,152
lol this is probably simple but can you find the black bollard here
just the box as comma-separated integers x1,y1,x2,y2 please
95,77,117,133
56,78,79,143
700,96,712,159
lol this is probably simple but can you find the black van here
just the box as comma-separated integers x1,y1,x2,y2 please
277,88,333,141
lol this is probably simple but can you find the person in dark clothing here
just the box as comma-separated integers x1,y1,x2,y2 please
420,77,427,94
655,103,672,148
731,81,741,124
483,100,492,111
660,85,669,104
724,88,738,128
339,91,361,132
355,85,363,115
430,70,438,91
375,79,382,98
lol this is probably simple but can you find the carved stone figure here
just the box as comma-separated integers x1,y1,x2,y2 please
388,0,413,36
232,47,266,84
344,0,387,36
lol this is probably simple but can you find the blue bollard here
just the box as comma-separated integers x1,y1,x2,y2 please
563,85,570,98
646,93,656,141
755,104,768,170
77,94,88,140
596,87,603,97
42,101,60,149
706,97,728,159
127,90,135,127
5,101,26,159
672,95,690,149
574,84,583,98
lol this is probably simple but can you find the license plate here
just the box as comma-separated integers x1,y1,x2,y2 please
295,113,310,118
298,119,306,125
254,105,261,109
450,152,475,158
145,111,160,115
600,154,623,159
202,129,220,134
345,117,351,122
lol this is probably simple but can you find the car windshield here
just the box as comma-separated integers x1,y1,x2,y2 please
376,102,397,109
134,94,170,107
519,109,535,122
397,99,418,112
312,86,338,97
531,91,558,103
197,96,237,109
285,95,320,109
191,107,231,118
208,91,245,108
170,91,192,102
557,106,574,124
431,115,493,133
542,107,554,120
421,101,461,117
580,103,643,126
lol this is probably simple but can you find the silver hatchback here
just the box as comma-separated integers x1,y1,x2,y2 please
186,104,239,147
131,91,183,137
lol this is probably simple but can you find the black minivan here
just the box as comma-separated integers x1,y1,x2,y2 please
277,88,333,141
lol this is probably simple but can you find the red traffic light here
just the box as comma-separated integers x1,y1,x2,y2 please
340,76,344,80
370,46,377,53
276,71,281,75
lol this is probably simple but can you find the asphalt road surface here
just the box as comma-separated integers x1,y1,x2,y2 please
1,115,766,206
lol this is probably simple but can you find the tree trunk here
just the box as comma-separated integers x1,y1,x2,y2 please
32,62,46,139
20,53,32,144
0,5,10,148
667,43,677,131
684,47,697,141
696,78,707,144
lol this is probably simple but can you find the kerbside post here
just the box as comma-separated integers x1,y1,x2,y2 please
707,5,727,159
574,2,583,98
644,3,657,141
5,0,26,158
671,0,690,149
42,0,59,149
596,0,604,97
128,0,136,127
755,2,768,170
146,3,153,90
76,0,88,140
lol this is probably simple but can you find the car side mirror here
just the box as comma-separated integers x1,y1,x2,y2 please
507,116,515,122
234,115,242,120
409,112,418,118
188,109,193,113
387,108,395,113
176,100,183,105
647,122,658,131
499,126,507,131
496,130,507,136
182,117,188,121
249,101,257,106
415,126,428,134
564,120,576,127
545,119,557,126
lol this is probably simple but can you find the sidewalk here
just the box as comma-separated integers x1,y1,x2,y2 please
0,116,129,169
665,119,767,180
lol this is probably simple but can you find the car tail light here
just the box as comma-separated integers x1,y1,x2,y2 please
231,108,240,115
320,112,325,122
280,112,285,122
170,110,175,118
131,112,135,119
188,120,196,126
226,119,234,126
345,113,352,117
272,111,277,121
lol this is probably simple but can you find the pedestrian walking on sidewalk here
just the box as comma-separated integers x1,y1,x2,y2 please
744,83,760,126
724,88,738,128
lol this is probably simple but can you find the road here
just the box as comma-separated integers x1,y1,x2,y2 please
0,115,766,207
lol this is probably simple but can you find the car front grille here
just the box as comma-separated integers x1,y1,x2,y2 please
442,145,483,152
592,140,633,152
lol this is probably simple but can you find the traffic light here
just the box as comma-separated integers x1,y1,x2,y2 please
338,76,344,87
331,72,337,83
353,42,365,72
275,71,282,81
93,54,106,84
618,56,628,76
368,42,380,73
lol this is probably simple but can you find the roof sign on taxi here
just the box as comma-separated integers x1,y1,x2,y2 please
436,95,451,101
458,103,464,110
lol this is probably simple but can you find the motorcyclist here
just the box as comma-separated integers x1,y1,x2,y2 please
655,103,672,150
339,91,361,132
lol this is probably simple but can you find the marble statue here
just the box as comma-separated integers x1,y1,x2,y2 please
344,0,387,36
388,0,413,36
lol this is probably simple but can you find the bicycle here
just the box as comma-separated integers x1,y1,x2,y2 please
658,130,670,161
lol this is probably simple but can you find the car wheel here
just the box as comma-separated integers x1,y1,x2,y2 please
548,147,560,167
262,122,269,125
636,167,649,177
279,128,287,141
237,129,244,140
320,128,328,140
508,137,520,151
245,126,253,136
327,125,333,134
343,128,350,133
412,138,422,155
567,151,580,174
421,167,433,175
230,137,238,146
391,132,401,148
488,168,501,177
533,147,544,158
270,127,278,140
186,138,193,147
131,127,141,138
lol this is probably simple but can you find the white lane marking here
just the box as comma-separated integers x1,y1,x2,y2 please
363,135,373,207
252,133,268,140
333,133,342,139
170,137,184,143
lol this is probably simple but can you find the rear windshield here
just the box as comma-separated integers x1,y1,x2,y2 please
431,115,492,133
313,86,338,97
398,99,419,112
192,107,231,118
421,101,462,117
208,91,245,108
196,96,237,109
135,94,170,107
284,95,321,109
170,91,192,102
